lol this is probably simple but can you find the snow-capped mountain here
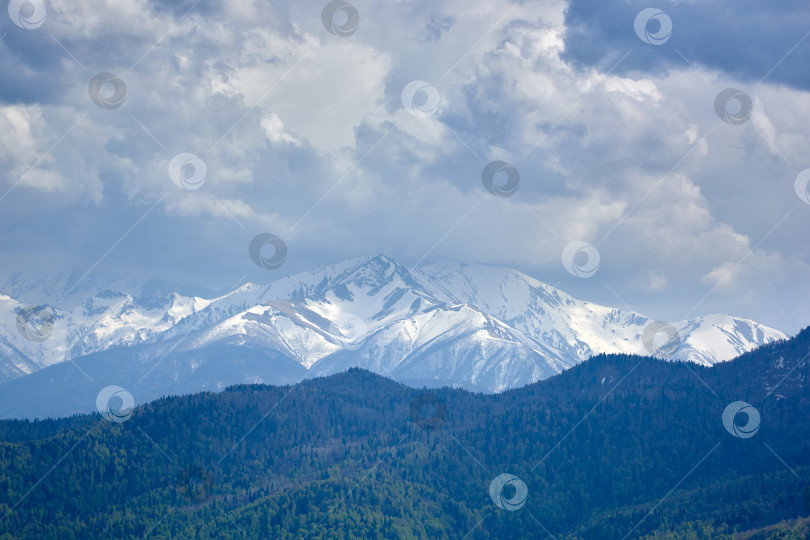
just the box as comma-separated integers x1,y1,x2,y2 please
0,255,787,418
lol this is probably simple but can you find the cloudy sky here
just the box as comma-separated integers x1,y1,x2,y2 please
1,0,810,334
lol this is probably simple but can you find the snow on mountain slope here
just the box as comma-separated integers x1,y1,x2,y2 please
672,315,785,366
0,255,788,399
415,262,645,365
414,262,784,366
306,303,559,392
0,290,209,380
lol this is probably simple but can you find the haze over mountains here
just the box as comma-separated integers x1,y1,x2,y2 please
0,255,786,418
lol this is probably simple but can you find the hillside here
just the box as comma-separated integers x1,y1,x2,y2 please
0,329,809,538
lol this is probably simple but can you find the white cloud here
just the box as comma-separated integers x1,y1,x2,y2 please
0,0,808,333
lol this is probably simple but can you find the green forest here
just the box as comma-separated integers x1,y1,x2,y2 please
1,329,809,539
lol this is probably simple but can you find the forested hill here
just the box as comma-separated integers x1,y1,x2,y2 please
1,329,809,539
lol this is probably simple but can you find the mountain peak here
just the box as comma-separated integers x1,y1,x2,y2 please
0,255,788,418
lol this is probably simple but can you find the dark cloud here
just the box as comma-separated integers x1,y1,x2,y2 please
563,0,810,90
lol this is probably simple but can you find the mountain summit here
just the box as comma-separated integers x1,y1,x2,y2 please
0,255,785,418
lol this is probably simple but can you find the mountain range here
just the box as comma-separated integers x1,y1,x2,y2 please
1,328,809,538
0,255,787,418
